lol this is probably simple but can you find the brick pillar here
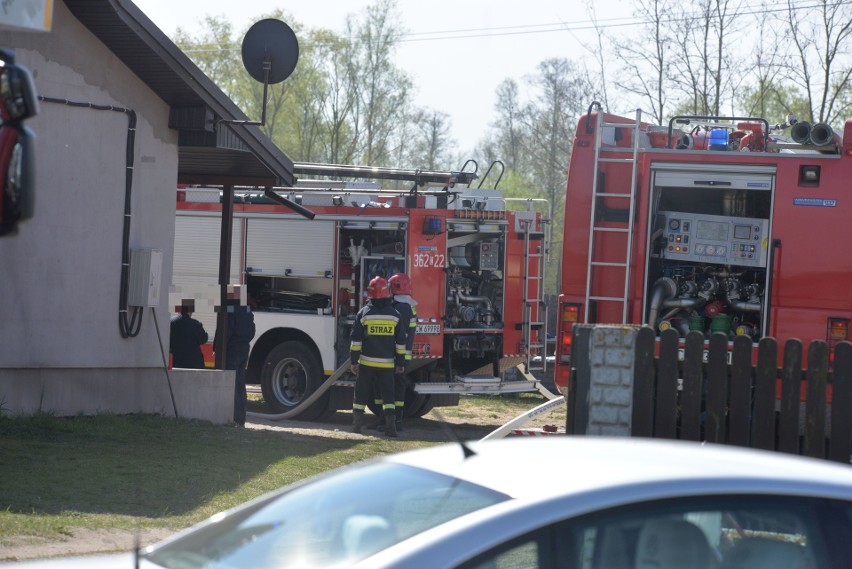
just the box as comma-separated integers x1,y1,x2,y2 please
586,325,638,436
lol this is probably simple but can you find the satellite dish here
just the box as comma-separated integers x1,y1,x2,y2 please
241,19,299,85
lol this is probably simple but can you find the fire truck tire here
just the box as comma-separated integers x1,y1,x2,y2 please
408,398,435,418
403,386,429,418
403,368,435,417
260,341,329,421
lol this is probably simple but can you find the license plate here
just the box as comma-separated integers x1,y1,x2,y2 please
678,348,733,364
416,324,441,335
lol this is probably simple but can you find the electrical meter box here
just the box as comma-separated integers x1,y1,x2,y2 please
128,248,163,307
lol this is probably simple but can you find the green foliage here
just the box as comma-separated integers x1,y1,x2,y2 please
740,83,812,126
172,0,446,170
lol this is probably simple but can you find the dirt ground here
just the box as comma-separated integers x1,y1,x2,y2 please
2,394,566,562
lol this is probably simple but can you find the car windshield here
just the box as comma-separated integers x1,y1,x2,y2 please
144,460,508,568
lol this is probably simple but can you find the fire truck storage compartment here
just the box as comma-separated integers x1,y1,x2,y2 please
645,164,775,340
445,219,505,333
337,221,407,313
245,218,335,315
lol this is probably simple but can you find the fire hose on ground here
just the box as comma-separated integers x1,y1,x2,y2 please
247,362,351,421
479,395,566,441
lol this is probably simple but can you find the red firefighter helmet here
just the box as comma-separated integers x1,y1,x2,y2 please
388,273,412,295
366,276,390,299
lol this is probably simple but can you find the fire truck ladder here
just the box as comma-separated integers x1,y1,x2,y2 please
583,108,642,323
506,198,552,374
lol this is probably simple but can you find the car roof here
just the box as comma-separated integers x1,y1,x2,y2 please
383,436,852,500
357,437,852,568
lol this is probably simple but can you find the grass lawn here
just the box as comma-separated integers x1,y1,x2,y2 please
0,393,554,543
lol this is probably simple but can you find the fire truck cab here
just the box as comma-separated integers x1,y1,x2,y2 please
172,164,552,419
555,104,852,391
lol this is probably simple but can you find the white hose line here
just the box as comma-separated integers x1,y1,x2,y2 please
247,362,350,421
513,363,561,401
479,395,566,441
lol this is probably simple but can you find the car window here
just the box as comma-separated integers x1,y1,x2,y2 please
145,461,509,568
462,529,552,569
458,496,852,569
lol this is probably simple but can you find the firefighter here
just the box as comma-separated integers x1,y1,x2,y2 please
350,276,407,437
388,272,417,431
369,272,417,433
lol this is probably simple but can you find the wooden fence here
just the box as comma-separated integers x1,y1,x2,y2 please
630,328,851,463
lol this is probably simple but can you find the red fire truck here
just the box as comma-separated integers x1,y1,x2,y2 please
172,163,552,419
555,103,852,391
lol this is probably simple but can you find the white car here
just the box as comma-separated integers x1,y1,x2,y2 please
6,437,852,568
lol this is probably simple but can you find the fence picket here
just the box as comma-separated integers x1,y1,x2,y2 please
778,340,803,455
655,329,679,439
631,326,656,438
680,331,704,442
829,341,852,463
803,340,829,459
567,326,592,435
705,333,730,444
729,335,753,447
752,337,778,451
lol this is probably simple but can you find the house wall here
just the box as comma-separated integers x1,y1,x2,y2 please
0,2,230,422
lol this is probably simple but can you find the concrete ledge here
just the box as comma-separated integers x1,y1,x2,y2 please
0,368,235,424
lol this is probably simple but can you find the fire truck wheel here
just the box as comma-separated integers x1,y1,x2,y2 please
403,368,434,417
407,397,435,418
260,341,329,421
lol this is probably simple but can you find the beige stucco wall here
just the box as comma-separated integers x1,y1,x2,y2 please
0,2,231,423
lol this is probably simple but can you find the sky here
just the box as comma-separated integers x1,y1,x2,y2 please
132,0,630,155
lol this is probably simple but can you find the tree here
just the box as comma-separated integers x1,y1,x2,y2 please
781,0,852,126
491,79,527,172
346,0,412,166
404,109,457,170
669,0,744,117
173,12,319,160
523,58,587,215
610,0,675,125
309,28,361,164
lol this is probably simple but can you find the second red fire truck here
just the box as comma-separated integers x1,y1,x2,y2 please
555,103,852,391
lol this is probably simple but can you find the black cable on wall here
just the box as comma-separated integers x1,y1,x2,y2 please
38,96,141,338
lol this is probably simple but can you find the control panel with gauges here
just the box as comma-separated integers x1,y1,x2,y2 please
660,211,769,267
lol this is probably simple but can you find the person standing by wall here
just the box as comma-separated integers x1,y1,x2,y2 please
350,276,407,438
388,273,417,432
214,285,256,427
169,299,208,369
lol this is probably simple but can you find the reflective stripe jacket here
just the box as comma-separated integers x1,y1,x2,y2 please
350,298,407,368
392,297,417,361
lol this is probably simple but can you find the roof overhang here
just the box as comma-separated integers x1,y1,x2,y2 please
64,0,296,187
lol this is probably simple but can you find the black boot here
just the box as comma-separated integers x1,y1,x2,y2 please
352,410,366,434
368,416,387,431
395,407,404,432
384,411,398,438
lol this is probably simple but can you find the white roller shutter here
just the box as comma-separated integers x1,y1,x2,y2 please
173,215,242,285
245,218,334,277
